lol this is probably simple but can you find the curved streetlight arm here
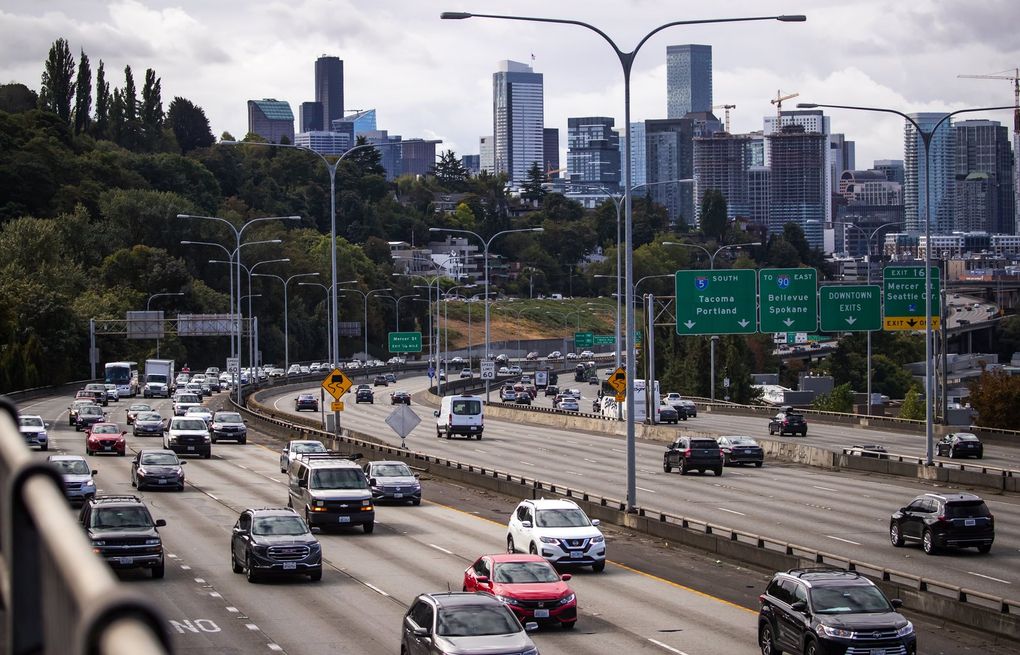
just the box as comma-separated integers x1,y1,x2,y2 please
146,292,184,311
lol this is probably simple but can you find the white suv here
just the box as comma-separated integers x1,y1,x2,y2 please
506,498,606,572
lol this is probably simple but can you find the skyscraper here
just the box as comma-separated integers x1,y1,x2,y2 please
300,101,323,133
764,110,832,225
768,124,828,249
645,118,695,227
247,99,294,143
566,117,620,192
480,136,494,174
953,119,1015,234
693,132,757,222
666,44,712,119
315,55,344,127
493,60,544,187
543,128,560,178
904,113,954,233
618,122,647,188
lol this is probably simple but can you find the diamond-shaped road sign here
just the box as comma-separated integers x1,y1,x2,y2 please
321,368,352,400
607,367,627,393
386,404,421,448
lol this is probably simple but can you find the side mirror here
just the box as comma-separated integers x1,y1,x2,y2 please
790,600,807,613
561,573,572,581
232,526,243,534
521,520,532,529
91,470,98,476
369,478,377,485
900,507,910,513
298,479,307,488
475,575,489,584
155,519,167,527
891,598,903,608
414,473,420,479
412,627,429,638
524,621,539,632
433,410,440,417
180,461,187,465
310,526,321,534
591,519,601,527
121,431,127,436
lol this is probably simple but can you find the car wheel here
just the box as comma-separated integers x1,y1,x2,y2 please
922,529,937,555
240,437,246,445
562,620,576,629
131,475,137,488
507,535,516,553
890,523,904,547
232,551,243,573
412,498,421,506
529,542,538,555
436,428,442,438
758,621,782,655
804,638,819,655
245,555,259,583
309,568,322,582
85,448,92,456
41,444,48,451
210,436,217,444
363,522,374,534
678,458,688,475
754,461,763,468
714,467,723,477
663,460,672,473
203,451,211,460
152,560,165,579
978,544,992,554
592,560,605,573
949,448,956,459
768,426,774,435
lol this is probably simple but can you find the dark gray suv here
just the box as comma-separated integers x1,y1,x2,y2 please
401,592,538,655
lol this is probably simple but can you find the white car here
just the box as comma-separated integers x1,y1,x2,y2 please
164,416,212,459
103,384,120,402
556,397,580,412
498,366,511,375
279,439,327,473
547,351,562,359
565,352,579,360
565,388,582,399
184,405,213,425
172,393,202,416
579,350,595,358
506,498,606,572
287,364,302,375
508,365,523,375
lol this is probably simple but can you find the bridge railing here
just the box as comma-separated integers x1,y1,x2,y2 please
0,396,171,655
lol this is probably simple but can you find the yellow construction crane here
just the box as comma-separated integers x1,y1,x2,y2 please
958,68,1020,131
770,90,799,119
712,104,736,132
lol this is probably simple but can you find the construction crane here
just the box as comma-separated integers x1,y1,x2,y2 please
712,104,736,132
957,68,1020,131
770,90,799,120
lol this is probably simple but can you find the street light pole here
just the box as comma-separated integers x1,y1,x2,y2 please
298,282,332,363
146,292,184,358
339,285,392,363
379,293,419,334
798,102,1011,466
252,272,319,371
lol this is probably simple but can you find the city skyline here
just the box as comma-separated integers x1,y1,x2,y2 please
2,1,1019,169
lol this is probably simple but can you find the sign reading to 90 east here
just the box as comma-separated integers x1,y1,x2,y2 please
758,268,818,333
675,269,757,335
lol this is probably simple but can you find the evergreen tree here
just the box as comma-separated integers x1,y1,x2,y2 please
699,188,728,243
0,83,39,113
432,149,469,190
38,38,76,124
899,385,926,421
520,161,547,205
93,60,110,139
122,66,138,121
166,97,214,153
109,87,125,144
72,50,92,135
140,68,164,148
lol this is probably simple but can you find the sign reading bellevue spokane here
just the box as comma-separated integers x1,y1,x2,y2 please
758,268,818,333
675,269,757,335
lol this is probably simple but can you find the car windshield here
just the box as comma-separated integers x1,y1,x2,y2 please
810,585,892,614
81,407,103,416
137,413,162,422
129,404,151,412
52,459,90,475
536,508,590,528
729,437,756,445
310,468,366,490
494,561,560,584
251,516,308,536
293,442,326,454
215,413,242,423
436,605,520,637
140,453,179,466
956,434,979,442
945,501,991,519
299,395,314,401
177,395,200,403
452,400,481,415
186,407,209,414
92,425,118,434
19,416,44,428
173,419,207,431
91,507,152,530
373,464,412,477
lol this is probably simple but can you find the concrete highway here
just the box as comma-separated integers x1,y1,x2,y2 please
14,386,1016,654
266,374,1020,599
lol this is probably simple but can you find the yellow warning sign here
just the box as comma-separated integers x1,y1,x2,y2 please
330,401,345,412
321,368,353,399
614,391,626,402
607,367,627,393
884,316,940,331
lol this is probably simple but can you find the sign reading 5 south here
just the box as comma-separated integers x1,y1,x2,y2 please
758,268,818,333
675,269,757,335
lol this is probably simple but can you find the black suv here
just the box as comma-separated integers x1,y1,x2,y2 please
758,568,915,655
355,386,374,404
768,410,807,436
890,492,994,555
663,436,723,476
230,507,322,583
79,495,166,578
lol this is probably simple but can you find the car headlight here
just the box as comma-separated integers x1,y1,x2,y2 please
315,500,325,508
558,593,576,605
91,540,106,547
167,435,177,443
591,535,605,543
361,500,372,507
203,435,211,443
539,536,558,544
308,541,321,551
145,538,161,546
895,621,914,637
137,468,148,477
521,648,538,655
817,624,855,638
495,595,523,607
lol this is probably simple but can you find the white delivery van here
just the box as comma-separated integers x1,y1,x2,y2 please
434,394,484,440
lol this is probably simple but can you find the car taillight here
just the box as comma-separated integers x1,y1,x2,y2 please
447,414,453,424
683,449,691,457
936,515,949,523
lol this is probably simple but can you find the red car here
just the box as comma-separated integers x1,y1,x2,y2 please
462,553,577,629
85,422,126,457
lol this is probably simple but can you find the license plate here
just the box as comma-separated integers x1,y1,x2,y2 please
282,562,297,570
158,479,167,485
187,446,195,451
965,519,976,527
394,493,403,498
870,649,886,655
338,516,350,524
104,446,113,451
534,609,549,618
570,551,582,559
116,557,133,565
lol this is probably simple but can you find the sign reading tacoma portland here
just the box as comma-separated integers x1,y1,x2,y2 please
674,269,757,335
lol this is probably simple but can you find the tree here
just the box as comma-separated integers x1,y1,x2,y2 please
813,382,854,413
140,68,164,148
699,189,728,243
520,161,547,205
432,149,469,190
38,38,76,124
93,60,110,139
899,385,926,420
166,97,214,153
72,49,92,135
0,83,39,113
967,369,1020,429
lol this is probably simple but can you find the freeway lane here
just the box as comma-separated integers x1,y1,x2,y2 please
267,376,1020,598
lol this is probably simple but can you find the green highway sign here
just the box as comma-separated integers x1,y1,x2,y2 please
593,334,615,345
759,268,818,333
388,331,422,353
574,332,594,348
819,285,882,332
634,330,642,345
675,269,757,335
883,266,940,331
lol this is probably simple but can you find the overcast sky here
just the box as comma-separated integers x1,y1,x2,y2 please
3,0,1019,169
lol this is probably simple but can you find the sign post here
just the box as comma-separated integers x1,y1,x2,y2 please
320,368,353,445
758,268,818,333
675,269,757,335
883,266,940,331
819,285,882,332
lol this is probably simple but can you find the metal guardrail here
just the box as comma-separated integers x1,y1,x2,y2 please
0,395,171,655
238,394,1020,636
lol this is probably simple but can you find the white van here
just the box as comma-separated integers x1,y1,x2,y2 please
434,394,484,440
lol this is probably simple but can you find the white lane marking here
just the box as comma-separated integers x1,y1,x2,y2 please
167,553,178,559
209,592,222,598
207,493,218,500
648,638,690,655
268,645,283,652
474,449,486,453
226,607,239,613
180,565,191,570
812,485,840,492
584,458,599,463
826,535,862,546
429,544,453,555
968,571,1011,584
245,624,259,631
717,507,746,516
194,578,205,584
566,471,584,476
635,486,656,493
237,464,248,470
269,477,281,483
365,582,391,596
519,461,535,466
610,448,625,453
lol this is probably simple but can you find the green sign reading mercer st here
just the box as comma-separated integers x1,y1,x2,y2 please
574,332,594,348
819,285,882,332
675,269,757,335
759,268,818,333
388,331,422,353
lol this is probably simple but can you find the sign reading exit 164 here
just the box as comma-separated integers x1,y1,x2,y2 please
758,268,818,333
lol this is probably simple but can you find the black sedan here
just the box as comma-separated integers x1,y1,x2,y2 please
373,376,389,386
390,390,411,405
658,405,680,424
716,435,764,467
937,432,984,459
131,449,186,491
294,394,319,412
